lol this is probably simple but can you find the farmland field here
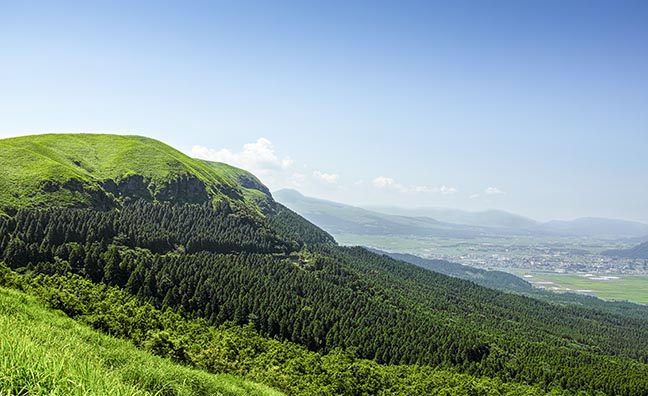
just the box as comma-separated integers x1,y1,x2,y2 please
515,272,648,304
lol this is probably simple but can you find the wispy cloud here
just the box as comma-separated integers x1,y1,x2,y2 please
191,138,339,190
471,186,506,199
484,186,505,195
313,170,339,183
192,138,293,176
372,176,400,189
372,176,457,195
439,185,458,195
191,139,463,201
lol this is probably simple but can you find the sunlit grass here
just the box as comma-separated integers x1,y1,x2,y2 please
0,287,283,396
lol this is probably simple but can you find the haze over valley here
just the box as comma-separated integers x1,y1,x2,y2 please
275,188,648,304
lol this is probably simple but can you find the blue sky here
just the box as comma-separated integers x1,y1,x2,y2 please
1,1,647,222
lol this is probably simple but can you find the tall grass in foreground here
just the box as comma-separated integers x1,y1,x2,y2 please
0,287,283,396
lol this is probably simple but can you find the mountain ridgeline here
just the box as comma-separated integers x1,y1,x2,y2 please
2,134,648,395
0,134,296,219
273,188,513,238
274,189,648,239
0,134,334,249
603,241,648,259
365,204,538,229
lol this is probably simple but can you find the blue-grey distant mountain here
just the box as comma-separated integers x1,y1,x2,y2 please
536,218,648,238
276,189,648,240
273,189,528,239
603,241,648,259
275,189,648,241
367,205,538,229
369,208,648,238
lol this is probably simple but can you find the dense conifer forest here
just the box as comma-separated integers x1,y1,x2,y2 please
0,266,565,396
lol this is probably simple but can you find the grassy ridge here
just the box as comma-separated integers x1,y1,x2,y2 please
0,133,269,211
0,286,282,396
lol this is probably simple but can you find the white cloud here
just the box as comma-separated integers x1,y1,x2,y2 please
372,176,457,195
372,176,400,189
439,185,458,195
471,187,505,199
191,138,342,191
190,139,463,201
411,185,434,193
484,187,505,195
191,138,293,175
313,171,339,184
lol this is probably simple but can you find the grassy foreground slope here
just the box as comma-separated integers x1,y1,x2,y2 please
0,285,282,396
0,266,557,396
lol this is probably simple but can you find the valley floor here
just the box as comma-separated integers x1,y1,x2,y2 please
514,271,648,304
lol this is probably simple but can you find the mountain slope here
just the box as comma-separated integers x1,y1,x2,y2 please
367,205,538,229
2,134,648,395
0,134,333,249
1,265,559,396
0,133,272,214
372,249,532,292
356,197,648,239
536,217,648,238
603,241,648,259
0,285,282,396
273,188,522,238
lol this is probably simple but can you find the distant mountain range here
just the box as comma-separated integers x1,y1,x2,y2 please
536,218,648,238
274,189,648,240
366,206,538,229
273,189,521,239
603,241,648,259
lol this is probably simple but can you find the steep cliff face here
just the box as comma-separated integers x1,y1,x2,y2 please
155,174,210,203
236,173,271,196
101,174,211,204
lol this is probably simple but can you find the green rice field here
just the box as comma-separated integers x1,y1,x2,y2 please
517,272,648,304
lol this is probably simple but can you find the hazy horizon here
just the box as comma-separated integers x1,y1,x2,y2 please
2,1,647,222
272,187,648,225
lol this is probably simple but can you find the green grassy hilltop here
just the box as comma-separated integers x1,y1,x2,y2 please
0,133,269,213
